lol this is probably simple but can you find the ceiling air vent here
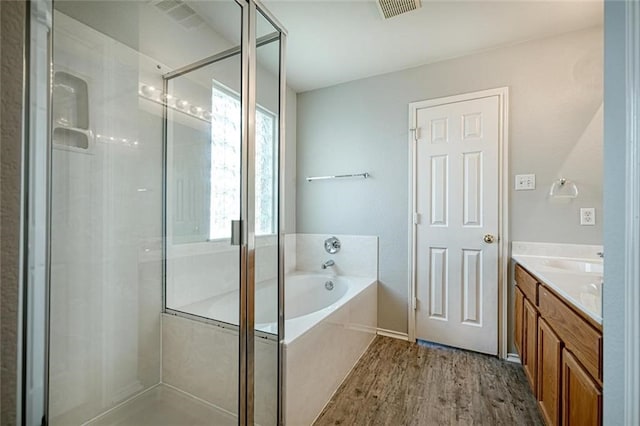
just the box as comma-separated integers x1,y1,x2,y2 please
149,0,204,30
377,0,422,19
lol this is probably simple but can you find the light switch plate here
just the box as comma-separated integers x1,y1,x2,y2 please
580,208,596,226
515,174,536,190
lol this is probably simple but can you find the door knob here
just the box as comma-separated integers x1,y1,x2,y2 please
483,234,496,244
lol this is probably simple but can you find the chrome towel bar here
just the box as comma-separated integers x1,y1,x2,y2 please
306,172,370,182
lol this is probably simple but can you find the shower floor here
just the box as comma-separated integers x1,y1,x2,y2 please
86,384,236,426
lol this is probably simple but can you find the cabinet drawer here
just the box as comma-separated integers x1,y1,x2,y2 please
515,264,538,305
539,286,602,383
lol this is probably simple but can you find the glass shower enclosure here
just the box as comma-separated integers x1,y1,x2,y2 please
23,0,286,425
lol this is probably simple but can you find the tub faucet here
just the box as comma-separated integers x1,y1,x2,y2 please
321,259,335,269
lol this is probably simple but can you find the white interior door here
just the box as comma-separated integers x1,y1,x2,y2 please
414,95,499,355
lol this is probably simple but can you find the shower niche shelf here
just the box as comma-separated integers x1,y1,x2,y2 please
52,70,94,153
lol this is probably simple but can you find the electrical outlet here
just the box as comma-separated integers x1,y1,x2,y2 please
580,208,596,226
515,174,536,190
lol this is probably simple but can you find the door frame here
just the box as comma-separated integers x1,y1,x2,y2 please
407,87,510,359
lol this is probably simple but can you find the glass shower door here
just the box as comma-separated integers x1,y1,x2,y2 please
46,0,246,424
36,0,285,424
164,57,244,327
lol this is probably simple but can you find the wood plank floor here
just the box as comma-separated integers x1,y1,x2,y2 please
314,336,543,426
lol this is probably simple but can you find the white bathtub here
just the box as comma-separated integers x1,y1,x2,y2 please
177,272,374,342
176,272,378,425
283,274,377,425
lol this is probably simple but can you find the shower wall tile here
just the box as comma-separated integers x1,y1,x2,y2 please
161,314,277,425
49,12,163,425
285,233,296,273
294,234,378,278
162,314,238,413
167,234,294,310
166,246,240,309
256,235,279,285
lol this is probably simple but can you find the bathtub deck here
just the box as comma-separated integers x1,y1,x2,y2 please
314,336,543,426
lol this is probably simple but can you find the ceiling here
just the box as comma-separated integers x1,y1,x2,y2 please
260,0,603,92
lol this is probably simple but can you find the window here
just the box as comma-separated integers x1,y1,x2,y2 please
209,83,277,240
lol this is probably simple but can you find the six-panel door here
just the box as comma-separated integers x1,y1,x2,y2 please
415,95,500,355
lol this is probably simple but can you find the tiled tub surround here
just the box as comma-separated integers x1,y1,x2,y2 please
167,234,294,312
161,314,277,425
511,241,603,323
162,233,378,425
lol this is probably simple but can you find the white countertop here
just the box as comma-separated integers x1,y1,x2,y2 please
512,254,603,325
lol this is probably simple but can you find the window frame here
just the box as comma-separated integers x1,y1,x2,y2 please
208,80,278,242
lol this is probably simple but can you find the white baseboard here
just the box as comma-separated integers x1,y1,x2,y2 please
376,328,410,341
506,353,521,364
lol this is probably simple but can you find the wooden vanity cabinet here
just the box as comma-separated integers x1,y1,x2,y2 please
515,287,524,355
537,318,562,426
562,349,602,426
514,263,602,426
523,298,538,391
538,286,602,385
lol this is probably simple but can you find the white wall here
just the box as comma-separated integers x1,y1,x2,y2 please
296,27,603,334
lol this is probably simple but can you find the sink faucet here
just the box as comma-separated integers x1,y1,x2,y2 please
321,259,335,269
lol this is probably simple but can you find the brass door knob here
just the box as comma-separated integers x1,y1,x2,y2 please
484,234,496,244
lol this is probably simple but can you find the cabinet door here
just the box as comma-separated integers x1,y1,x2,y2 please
538,318,562,426
562,349,602,426
515,286,524,356
523,298,538,392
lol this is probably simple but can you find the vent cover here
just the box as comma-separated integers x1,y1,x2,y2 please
377,0,421,19
149,0,204,30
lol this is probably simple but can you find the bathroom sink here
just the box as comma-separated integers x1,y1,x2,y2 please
579,282,602,313
541,258,603,274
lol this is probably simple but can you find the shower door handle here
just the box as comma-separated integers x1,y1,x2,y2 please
231,220,242,246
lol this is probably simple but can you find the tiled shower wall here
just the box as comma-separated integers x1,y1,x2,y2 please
48,12,164,425
162,315,278,425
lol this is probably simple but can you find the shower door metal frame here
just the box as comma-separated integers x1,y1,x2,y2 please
22,0,53,424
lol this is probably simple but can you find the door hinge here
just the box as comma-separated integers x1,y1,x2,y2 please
413,212,421,225
413,296,418,311
410,127,421,141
